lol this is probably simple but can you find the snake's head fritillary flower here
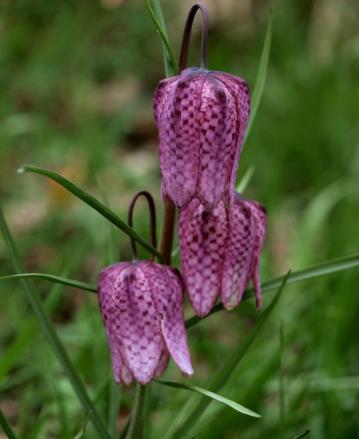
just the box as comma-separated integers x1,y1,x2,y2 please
179,193,266,316
153,68,250,209
98,261,193,385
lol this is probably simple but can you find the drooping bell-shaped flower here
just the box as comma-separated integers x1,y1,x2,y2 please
98,261,193,385
153,4,250,209
179,193,266,317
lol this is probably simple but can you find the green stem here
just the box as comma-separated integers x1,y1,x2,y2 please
125,384,147,439
0,408,17,439
108,381,121,437
0,208,111,439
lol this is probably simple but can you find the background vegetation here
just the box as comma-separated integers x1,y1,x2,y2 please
0,0,358,437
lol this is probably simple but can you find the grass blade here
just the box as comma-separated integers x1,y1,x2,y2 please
236,166,255,193
145,0,177,76
170,272,291,438
185,253,359,329
155,380,260,418
0,207,111,439
17,165,161,260
0,273,97,293
0,408,17,439
279,322,285,439
244,13,272,145
293,430,310,439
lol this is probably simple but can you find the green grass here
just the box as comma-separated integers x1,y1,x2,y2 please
1,0,358,438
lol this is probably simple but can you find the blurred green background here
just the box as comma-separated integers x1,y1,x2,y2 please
0,0,358,437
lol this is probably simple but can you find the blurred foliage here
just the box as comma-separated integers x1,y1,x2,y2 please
0,0,358,438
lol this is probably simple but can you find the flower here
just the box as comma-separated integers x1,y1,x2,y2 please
98,260,193,385
179,193,266,316
153,67,250,208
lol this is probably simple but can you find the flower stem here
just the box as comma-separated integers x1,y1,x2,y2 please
159,197,176,265
179,2,209,72
125,384,147,439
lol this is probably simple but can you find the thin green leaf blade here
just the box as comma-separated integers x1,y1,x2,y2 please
0,408,17,439
145,0,177,76
259,253,359,293
0,207,111,439
236,166,255,193
185,253,359,329
244,13,272,145
156,380,260,418
170,272,291,438
0,273,97,293
17,165,161,260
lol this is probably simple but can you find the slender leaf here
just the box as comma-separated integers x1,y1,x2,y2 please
0,267,72,381
97,183,123,437
0,408,17,439
0,207,111,439
236,166,255,193
279,322,285,439
73,410,93,439
169,272,291,438
125,384,147,439
185,253,359,329
145,0,177,76
17,165,161,260
244,13,272,145
293,430,310,439
156,380,260,418
0,273,96,293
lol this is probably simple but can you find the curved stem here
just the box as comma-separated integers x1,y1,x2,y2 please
125,384,147,439
128,191,157,261
179,2,209,72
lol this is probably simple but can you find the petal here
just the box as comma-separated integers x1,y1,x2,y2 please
155,349,170,378
154,69,207,207
153,76,178,124
197,74,238,208
212,72,250,199
98,262,164,385
98,262,132,384
107,328,133,385
241,199,267,308
179,199,227,316
141,261,193,376
221,195,257,309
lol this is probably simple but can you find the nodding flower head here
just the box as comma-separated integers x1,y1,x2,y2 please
97,191,193,385
153,3,250,209
98,261,193,385
179,193,267,317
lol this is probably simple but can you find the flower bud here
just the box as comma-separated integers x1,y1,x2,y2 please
179,193,266,316
153,68,250,208
98,261,193,384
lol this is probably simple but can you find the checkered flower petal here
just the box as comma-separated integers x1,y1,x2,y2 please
211,72,250,199
179,198,227,316
142,262,193,376
98,261,194,384
153,68,250,208
179,194,266,316
221,195,257,309
241,199,267,308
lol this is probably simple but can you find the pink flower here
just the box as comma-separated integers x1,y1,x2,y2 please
153,68,250,208
179,193,266,317
98,261,193,385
